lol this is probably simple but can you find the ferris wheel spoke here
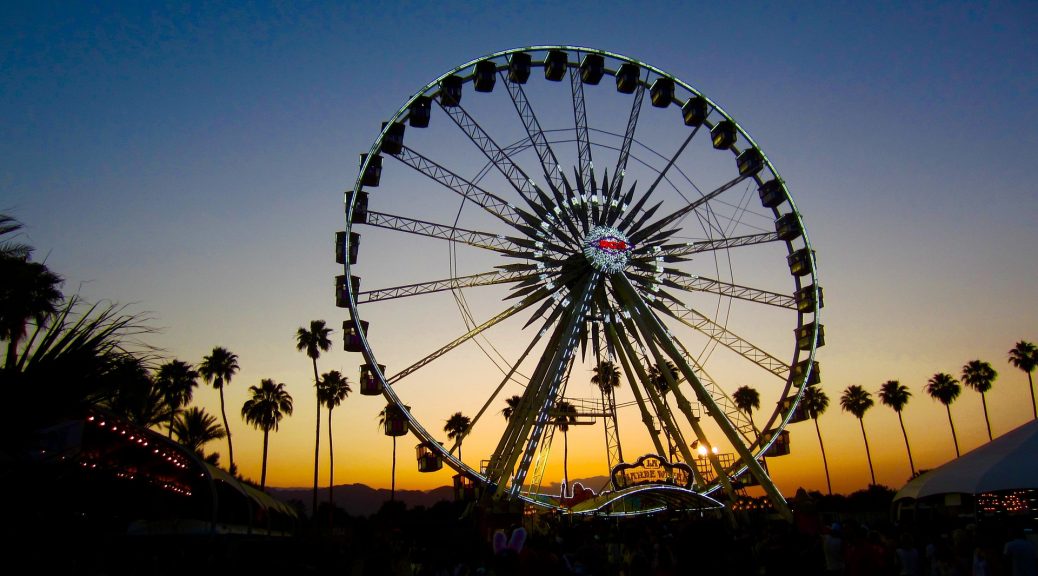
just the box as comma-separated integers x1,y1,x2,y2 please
658,273,797,310
569,65,594,196
665,336,757,442
627,171,749,245
614,124,700,232
364,210,519,253
392,146,524,228
501,71,564,192
654,232,781,259
388,296,539,385
612,272,791,518
357,270,535,304
657,301,790,378
610,81,645,200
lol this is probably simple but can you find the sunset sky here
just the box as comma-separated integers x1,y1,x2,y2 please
3,1,1036,499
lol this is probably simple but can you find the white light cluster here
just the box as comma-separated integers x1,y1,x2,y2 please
583,226,633,273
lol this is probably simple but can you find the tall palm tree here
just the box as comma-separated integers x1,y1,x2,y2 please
199,346,240,474
649,360,679,460
444,412,471,460
733,385,761,432
1008,341,1037,420
241,378,294,490
501,394,522,421
100,356,170,430
801,386,832,495
840,384,876,486
879,380,915,476
554,400,578,491
155,359,199,438
377,403,403,501
172,406,226,456
1,257,63,369
962,360,998,441
592,360,622,461
319,370,351,507
296,320,333,513
926,372,962,457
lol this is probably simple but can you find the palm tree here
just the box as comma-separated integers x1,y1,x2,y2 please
377,403,403,501
591,360,622,460
241,378,294,490
926,372,962,457
649,360,679,460
172,406,226,455
1,256,63,369
99,356,170,430
554,400,578,491
319,370,351,507
155,359,199,438
296,320,333,513
199,346,240,474
444,412,471,460
733,385,761,432
501,394,522,421
840,384,876,486
962,360,998,441
0,213,33,260
1008,341,1037,420
801,386,832,495
879,380,916,476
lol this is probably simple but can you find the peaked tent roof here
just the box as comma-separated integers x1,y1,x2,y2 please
894,419,1038,501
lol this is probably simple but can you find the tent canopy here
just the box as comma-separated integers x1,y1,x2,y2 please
894,419,1038,501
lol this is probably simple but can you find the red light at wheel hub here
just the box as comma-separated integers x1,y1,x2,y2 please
597,238,628,251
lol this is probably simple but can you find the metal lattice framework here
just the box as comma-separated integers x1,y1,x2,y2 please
337,46,823,518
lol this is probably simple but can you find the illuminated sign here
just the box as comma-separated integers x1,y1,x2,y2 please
611,454,694,490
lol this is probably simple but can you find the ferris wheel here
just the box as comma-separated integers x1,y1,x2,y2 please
336,46,823,517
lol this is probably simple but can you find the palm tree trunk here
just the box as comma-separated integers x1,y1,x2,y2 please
218,388,234,473
946,405,960,457
312,358,321,518
1028,372,1036,420
813,417,832,495
859,418,876,486
328,406,335,509
896,412,916,476
261,429,270,490
980,393,992,441
563,430,570,495
391,436,397,501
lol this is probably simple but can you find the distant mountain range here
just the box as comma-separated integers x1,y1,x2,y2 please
269,475,613,517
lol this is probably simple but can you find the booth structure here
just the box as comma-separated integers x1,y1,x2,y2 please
28,407,300,538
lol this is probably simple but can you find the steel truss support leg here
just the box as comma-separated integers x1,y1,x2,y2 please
613,273,793,521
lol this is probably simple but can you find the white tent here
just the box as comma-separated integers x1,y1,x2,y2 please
894,419,1038,501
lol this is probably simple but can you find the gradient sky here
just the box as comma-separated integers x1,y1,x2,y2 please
3,1,1036,498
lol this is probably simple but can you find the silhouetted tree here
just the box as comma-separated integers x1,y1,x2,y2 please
172,406,226,455
319,370,351,506
733,385,761,432
199,346,239,474
879,380,915,476
802,386,832,495
296,319,332,515
444,412,471,460
962,359,998,440
501,394,522,421
155,359,199,438
100,356,169,429
0,214,64,368
1008,341,1037,420
554,400,578,491
241,378,293,489
841,384,876,485
926,372,962,457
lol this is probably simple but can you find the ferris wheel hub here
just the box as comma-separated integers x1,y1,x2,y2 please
583,226,634,274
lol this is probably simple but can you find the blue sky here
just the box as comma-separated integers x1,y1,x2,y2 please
2,1,1036,494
